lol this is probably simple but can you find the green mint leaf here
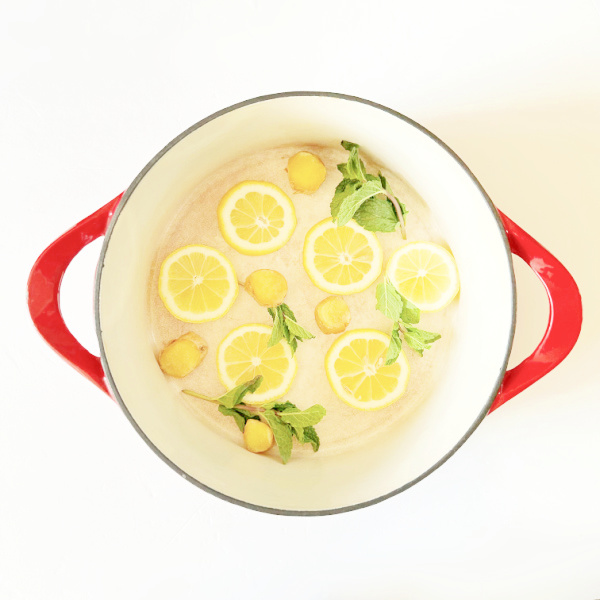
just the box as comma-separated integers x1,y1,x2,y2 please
331,179,360,219
261,400,297,411
337,164,349,178
302,426,320,452
279,303,295,320
218,376,264,409
234,407,260,420
262,410,294,464
341,140,360,152
353,196,399,232
378,173,407,217
385,326,403,365
291,425,305,443
284,317,315,341
218,405,247,432
337,141,367,180
218,406,259,432
288,337,298,353
282,319,292,343
268,306,286,347
335,180,385,227
331,143,410,236
340,145,367,181
376,279,404,322
399,294,420,324
403,326,441,356
272,304,315,353
279,404,326,428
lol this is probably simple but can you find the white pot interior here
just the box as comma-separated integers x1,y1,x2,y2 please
97,94,514,513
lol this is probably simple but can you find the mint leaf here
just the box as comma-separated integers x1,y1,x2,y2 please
375,279,439,357
337,145,367,181
330,142,408,237
288,336,298,353
385,326,403,365
354,196,399,232
234,407,260,420
335,180,384,227
341,140,360,152
218,405,247,432
284,317,314,341
279,404,326,428
376,280,404,322
218,376,263,409
262,410,294,464
279,303,295,320
261,400,296,411
268,306,286,347
331,179,361,219
403,326,441,356
291,425,305,443
302,426,320,452
399,294,420,324
217,405,259,432
269,304,315,353
379,173,407,217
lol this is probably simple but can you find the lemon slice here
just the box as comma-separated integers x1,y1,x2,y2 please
325,329,410,410
386,242,460,312
217,324,297,405
158,245,238,323
218,181,296,255
303,218,383,294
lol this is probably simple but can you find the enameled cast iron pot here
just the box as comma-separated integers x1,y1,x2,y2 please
28,93,582,515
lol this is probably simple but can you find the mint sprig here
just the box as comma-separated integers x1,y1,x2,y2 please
267,303,315,354
182,376,325,464
376,279,441,363
331,141,407,238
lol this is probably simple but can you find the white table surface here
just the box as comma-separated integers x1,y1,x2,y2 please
2,1,600,598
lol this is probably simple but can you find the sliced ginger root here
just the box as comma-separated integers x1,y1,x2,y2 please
244,269,288,307
315,296,351,334
287,151,327,193
244,419,274,453
158,332,208,378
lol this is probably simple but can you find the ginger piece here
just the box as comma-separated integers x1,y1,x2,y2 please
244,269,288,307
243,419,274,453
315,296,351,334
287,151,327,193
158,332,207,378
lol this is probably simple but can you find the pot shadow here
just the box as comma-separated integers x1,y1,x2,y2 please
422,97,600,397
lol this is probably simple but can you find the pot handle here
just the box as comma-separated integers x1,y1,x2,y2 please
27,194,123,396
489,211,582,412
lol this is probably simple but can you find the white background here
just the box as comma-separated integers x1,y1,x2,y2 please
2,0,600,598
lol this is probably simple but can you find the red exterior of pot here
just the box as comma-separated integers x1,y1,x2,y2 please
27,194,122,395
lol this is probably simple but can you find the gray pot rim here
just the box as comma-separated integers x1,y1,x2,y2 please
95,91,516,517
